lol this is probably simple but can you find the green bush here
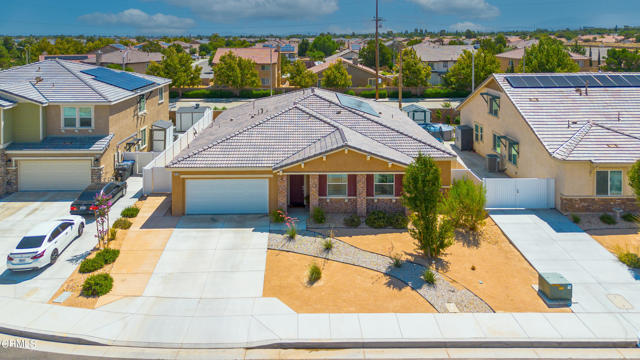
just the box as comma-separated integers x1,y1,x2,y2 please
323,238,333,251
181,89,235,98
95,248,120,265
343,214,361,227
600,213,617,225
440,178,487,231
389,213,409,229
308,263,322,283
112,218,132,230
239,89,272,98
617,252,640,268
392,255,402,268
79,257,105,274
423,269,436,284
286,225,297,239
108,228,118,241
387,90,413,99
359,89,388,98
365,210,389,228
622,213,638,222
81,273,114,297
423,87,470,98
120,206,140,218
344,90,356,95
312,207,326,224
270,209,285,223
169,90,179,98
571,214,581,224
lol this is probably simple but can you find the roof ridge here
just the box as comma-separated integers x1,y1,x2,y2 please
27,80,49,104
55,59,109,102
592,122,640,141
274,128,345,168
552,121,593,159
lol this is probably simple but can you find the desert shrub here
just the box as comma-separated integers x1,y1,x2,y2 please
389,213,409,229
120,206,140,218
622,213,638,222
308,263,322,283
599,213,617,225
344,90,356,95
571,214,581,224
112,218,132,230
286,225,297,239
81,274,113,297
343,214,361,227
422,269,436,284
312,207,326,224
108,228,118,241
79,257,104,274
617,252,640,268
95,248,120,265
365,210,389,228
391,255,402,268
440,178,486,231
323,238,333,251
270,209,285,223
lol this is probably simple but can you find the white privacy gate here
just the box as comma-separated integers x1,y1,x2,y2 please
483,178,555,209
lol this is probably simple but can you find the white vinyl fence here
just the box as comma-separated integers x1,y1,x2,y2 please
483,178,555,209
122,151,160,175
142,108,213,195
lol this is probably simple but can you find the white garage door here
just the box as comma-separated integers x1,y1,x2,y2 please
18,159,92,191
185,179,269,215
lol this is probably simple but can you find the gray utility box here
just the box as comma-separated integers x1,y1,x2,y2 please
538,272,572,301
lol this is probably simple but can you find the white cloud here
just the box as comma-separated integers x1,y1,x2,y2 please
409,0,499,19
449,21,486,32
160,0,339,21
78,9,195,34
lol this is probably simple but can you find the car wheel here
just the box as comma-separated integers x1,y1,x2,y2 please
50,249,59,265
77,223,84,238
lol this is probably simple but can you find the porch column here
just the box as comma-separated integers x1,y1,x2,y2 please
277,174,287,211
356,174,367,217
309,174,319,215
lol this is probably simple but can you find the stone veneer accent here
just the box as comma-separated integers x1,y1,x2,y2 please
309,174,319,215
0,150,8,195
367,198,405,214
91,166,104,184
561,196,639,213
318,198,357,213
356,174,367,216
277,175,287,211
6,167,17,193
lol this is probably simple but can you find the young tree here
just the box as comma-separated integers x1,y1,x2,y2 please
630,160,640,203
321,60,351,89
307,50,325,61
604,48,640,72
522,36,580,73
359,40,393,68
395,48,431,88
310,34,338,57
444,48,500,91
289,60,318,88
440,178,487,231
568,40,586,55
146,47,201,96
402,154,454,258
298,38,310,57
211,51,260,89
140,41,163,53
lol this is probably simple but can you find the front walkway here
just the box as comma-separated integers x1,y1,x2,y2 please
491,210,640,313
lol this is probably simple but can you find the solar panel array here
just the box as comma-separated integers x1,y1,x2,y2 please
336,93,380,117
505,74,640,88
80,67,155,91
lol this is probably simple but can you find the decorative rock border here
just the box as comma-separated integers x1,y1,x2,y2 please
268,231,493,313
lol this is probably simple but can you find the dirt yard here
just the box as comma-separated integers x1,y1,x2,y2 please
574,213,640,258
323,217,570,313
263,250,436,313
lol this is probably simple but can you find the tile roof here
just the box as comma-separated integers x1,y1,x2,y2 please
168,88,455,169
0,59,170,105
410,44,475,62
6,134,114,152
491,73,640,163
0,95,17,108
87,49,164,64
309,58,390,79
212,48,277,65
496,47,589,61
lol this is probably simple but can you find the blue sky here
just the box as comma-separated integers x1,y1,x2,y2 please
0,0,639,36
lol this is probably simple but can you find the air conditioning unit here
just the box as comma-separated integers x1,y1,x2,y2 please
486,154,500,172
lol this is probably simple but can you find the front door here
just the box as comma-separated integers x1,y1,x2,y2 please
289,175,305,207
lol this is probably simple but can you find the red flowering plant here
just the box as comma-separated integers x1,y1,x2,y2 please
277,210,298,239
93,193,113,249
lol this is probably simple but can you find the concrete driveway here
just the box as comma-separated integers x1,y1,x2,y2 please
0,177,142,303
491,209,640,313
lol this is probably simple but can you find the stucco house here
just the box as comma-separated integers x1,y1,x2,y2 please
167,88,456,216
495,48,591,72
309,58,393,88
457,73,640,213
0,59,170,193
410,43,475,86
212,48,281,89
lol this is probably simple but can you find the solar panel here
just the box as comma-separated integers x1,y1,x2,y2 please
565,76,586,87
535,75,558,87
551,76,572,87
81,67,155,91
505,74,640,88
336,93,379,117
607,74,632,86
522,76,543,87
593,75,616,87
577,75,601,87
624,75,640,86
505,76,528,88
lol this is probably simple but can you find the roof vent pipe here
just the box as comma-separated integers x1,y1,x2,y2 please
585,80,588,96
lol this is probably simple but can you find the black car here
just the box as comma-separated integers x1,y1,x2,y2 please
70,182,127,215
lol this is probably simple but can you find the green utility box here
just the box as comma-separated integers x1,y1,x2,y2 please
538,272,572,301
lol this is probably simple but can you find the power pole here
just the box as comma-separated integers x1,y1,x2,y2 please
398,50,403,109
270,47,273,97
471,50,475,92
374,0,381,100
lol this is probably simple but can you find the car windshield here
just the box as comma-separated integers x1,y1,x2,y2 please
77,189,101,201
16,236,46,249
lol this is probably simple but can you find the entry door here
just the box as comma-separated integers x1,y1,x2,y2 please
289,175,305,207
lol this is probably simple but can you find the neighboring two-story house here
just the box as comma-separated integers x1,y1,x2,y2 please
212,48,281,89
0,59,170,193
411,43,475,86
495,48,591,72
309,58,393,88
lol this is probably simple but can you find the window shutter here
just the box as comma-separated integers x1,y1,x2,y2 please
366,174,374,197
347,175,357,197
318,175,327,197
394,174,404,197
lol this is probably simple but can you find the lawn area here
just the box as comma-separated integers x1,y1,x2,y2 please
323,217,570,313
263,250,436,313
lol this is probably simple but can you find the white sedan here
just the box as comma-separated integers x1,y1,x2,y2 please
6,216,86,271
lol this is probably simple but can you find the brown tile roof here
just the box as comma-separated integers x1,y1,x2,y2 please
212,48,278,65
87,49,164,64
496,47,589,61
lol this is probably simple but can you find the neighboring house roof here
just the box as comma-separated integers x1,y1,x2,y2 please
0,96,16,108
212,48,277,65
88,49,164,65
325,49,359,62
411,43,475,62
168,88,455,169
496,47,589,61
466,73,640,163
6,134,114,152
0,59,170,105
402,104,430,112
309,58,391,80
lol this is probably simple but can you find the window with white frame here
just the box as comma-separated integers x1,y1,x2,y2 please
261,77,270,86
62,106,93,129
596,170,622,196
374,174,394,196
474,124,483,142
158,87,164,103
138,127,147,150
138,95,146,113
327,174,347,197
